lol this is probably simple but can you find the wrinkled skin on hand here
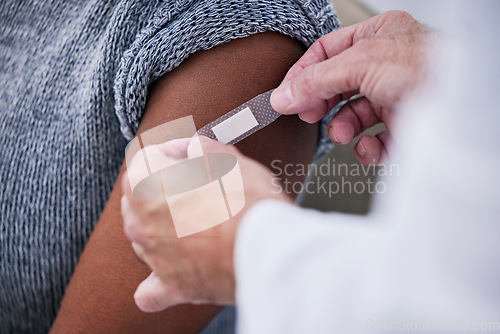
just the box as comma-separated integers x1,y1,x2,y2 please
120,11,434,313
271,10,435,165
121,137,291,312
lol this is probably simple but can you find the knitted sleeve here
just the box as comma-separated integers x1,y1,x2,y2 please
113,0,340,140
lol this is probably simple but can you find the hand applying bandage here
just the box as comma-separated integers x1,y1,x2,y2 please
271,11,434,165
120,11,436,314
121,136,291,312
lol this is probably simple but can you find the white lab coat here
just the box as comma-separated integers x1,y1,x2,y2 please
234,2,500,333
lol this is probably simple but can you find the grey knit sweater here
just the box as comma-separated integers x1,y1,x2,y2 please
0,0,339,332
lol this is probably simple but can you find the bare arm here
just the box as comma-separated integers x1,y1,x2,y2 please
51,32,317,333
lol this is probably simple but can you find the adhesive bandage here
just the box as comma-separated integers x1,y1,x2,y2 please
196,89,280,144
125,89,279,238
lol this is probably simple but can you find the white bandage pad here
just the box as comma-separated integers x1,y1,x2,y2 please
211,107,259,144
196,89,280,144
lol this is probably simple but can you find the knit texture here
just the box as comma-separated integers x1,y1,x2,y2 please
0,0,339,332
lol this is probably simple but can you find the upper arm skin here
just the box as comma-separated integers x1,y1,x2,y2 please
50,32,318,333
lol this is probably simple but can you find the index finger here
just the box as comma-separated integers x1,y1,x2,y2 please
123,139,191,202
282,11,393,87
280,25,358,85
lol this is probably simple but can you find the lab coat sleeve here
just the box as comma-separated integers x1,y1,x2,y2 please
234,196,500,334
234,201,390,334
233,3,500,332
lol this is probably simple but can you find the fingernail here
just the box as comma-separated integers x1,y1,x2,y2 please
328,126,340,144
357,142,366,156
188,136,205,158
271,84,293,111
299,111,321,124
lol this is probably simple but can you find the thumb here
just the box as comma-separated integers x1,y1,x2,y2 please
134,272,186,313
187,136,240,159
271,48,369,123
155,138,191,159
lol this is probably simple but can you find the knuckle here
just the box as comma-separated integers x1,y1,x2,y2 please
135,290,162,312
143,252,160,270
131,242,147,261
142,200,168,220
124,218,144,242
313,35,328,52
355,38,376,53
386,10,418,27
395,10,414,21
123,206,164,241
385,10,409,20
298,66,317,94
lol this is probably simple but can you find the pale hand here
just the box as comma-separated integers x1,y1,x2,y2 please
271,11,434,165
121,137,291,312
